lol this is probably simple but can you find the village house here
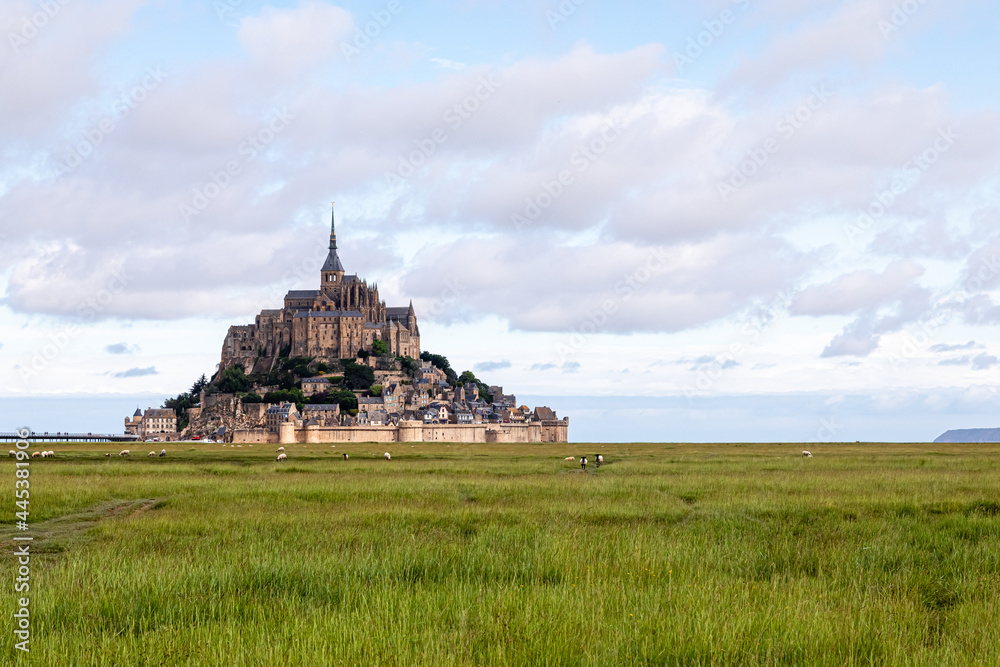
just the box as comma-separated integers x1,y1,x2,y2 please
301,403,340,426
265,403,300,432
301,377,331,397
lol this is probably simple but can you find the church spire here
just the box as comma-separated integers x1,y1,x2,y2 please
321,202,345,274
329,202,338,250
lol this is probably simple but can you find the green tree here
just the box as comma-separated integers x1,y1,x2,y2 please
240,393,263,404
372,339,389,356
398,356,419,375
344,362,376,390
370,384,383,397
190,373,209,397
263,388,305,412
420,351,458,385
217,365,251,393
331,388,358,412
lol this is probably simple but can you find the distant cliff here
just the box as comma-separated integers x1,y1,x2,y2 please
934,428,1000,443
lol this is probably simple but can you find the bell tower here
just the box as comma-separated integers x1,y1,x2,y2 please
321,202,345,295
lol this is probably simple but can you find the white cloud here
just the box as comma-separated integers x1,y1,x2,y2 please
237,2,353,75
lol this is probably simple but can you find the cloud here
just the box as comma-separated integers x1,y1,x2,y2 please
938,357,971,366
430,57,466,71
821,316,882,357
237,2,353,75
562,361,581,373
105,342,139,355
791,260,925,316
404,233,813,333
474,360,511,372
971,353,999,371
112,366,158,378
530,363,557,371
930,341,980,353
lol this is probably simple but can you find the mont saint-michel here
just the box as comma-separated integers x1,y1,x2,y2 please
152,206,568,445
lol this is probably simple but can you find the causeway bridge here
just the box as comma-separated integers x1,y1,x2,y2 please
0,432,141,443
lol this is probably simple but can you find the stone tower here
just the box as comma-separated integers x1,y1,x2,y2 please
321,203,345,295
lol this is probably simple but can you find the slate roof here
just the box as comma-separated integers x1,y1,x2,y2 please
322,248,345,272
293,310,363,319
386,307,409,319
303,404,339,412
285,290,320,299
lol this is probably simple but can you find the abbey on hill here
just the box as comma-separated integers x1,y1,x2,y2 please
221,205,420,374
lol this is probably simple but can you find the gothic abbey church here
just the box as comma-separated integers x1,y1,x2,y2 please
221,207,420,373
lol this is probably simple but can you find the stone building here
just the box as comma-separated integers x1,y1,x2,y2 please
124,407,177,439
221,206,420,373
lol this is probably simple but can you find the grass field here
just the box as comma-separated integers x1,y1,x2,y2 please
3,441,1000,665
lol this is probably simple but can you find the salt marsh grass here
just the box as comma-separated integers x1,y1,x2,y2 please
3,442,1000,665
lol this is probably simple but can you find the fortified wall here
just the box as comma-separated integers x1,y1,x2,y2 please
229,419,569,444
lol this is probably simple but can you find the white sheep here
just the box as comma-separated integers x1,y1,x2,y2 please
105,453,111,457
384,452,392,461
119,450,130,457
277,447,285,452
276,452,287,461
7,450,15,458
148,451,156,457
596,454,604,467
802,450,813,458
159,449,166,457
40,451,48,458
47,451,55,456
580,456,588,470
564,456,575,461
343,453,349,460
31,451,39,458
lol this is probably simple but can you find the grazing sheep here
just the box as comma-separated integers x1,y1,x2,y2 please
31,451,39,458
564,456,575,461
40,452,48,458
159,449,166,457
8,450,15,458
47,451,55,457
580,456,588,470
343,453,349,460
802,450,813,458
148,451,156,457
105,453,111,458
596,454,604,467
277,447,285,452
276,453,287,462
384,452,392,461
119,450,130,457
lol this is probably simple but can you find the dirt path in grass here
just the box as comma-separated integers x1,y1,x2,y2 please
0,498,163,557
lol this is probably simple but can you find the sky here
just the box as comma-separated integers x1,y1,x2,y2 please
1,0,999,441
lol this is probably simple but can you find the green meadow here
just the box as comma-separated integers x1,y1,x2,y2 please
3,441,1000,665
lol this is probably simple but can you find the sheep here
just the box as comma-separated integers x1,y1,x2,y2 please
148,451,156,457
277,447,285,452
580,456,588,470
384,452,392,461
7,450,15,458
343,453,349,460
105,453,111,457
159,449,166,457
596,454,604,467
564,456,575,461
276,453,287,461
40,452,48,458
802,450,813,458
47,451,55,457
119,450,130,457
31,451,39,458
